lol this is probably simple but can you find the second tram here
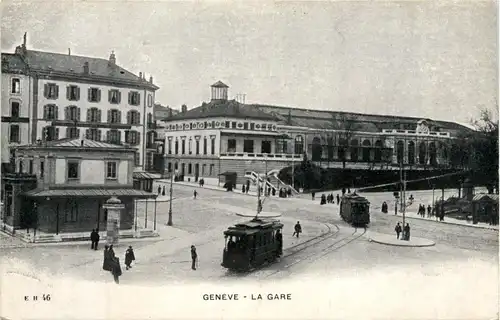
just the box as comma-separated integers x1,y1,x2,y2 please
340,193,371,226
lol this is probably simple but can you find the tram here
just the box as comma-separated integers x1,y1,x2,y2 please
339,193,370,226
221,218,284,272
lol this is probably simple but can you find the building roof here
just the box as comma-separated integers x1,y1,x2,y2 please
24,188,157,198
212,80,229,88
133,172,162,180
472,194,499,202
1,53,28,73
166,99,277,121
15,138,134,152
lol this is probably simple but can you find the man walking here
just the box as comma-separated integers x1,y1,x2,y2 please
404,223,411,241
194,190,198,199
395,223,402,239
336,194,340,205
293,221,302,238
90,229,98,250
157,185,162,195
94,229,100,250
191,245,198,270
125,246,135,270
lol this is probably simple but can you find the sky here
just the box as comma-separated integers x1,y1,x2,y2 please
1,0,497,124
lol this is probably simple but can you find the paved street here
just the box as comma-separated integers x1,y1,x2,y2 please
1,184,498,319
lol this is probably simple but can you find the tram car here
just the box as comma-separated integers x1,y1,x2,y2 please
221,218,284,272
339,193,370,226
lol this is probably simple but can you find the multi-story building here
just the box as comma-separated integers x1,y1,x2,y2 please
158,81,472,187
1,34,159,172
2,138,156,236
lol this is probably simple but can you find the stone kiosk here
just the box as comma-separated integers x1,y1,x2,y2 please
103,196,125,245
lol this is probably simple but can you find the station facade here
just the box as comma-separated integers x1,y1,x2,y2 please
158,81,471,186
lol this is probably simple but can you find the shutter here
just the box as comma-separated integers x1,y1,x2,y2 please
87,109,91,122
88,88,92,102
137,112,141,124
44,84,49,98
55,85,59,99
107,110,111,123
108,90,112,103
106,131,110,142
66,127,70,138
65,106,69,120
55,128,60,139
98,129,102,141
97,89,101,102
66,86,70,100
117,91,122,104
125,131,129,143
43,105,48,119
77,108,81,121
76,87,80,101
137,93,141,106
127,111,131,124
97,109,102,122
85,129,89,139
117,131,121,143
55,106,59,120
128,92,132,105
137,132,141,146
77,128,80,138
118,111,122,123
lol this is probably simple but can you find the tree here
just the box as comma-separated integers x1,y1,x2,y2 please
469,107,499,193
330,113,360,169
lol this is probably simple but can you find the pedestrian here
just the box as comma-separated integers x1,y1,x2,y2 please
336,194,340,205
427,205,432,218
404,223,410,241
157,185,161,195
94,228,100,250
311,192,315,201
242,185,246,193
103,245,112,271
194,190,198,199
275,229,283,257
320,194,326,205
108,244,116,259
162,186,166,196
125,246,135,270
191,245,198,270
293,221,302,238
395,223,402,239
111,256,122,284
90,229,97,250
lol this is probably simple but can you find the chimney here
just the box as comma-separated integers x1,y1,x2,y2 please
83,62,89,74
68,48,71,56
109,51,116,65
181,104,187,113
149,76,153,83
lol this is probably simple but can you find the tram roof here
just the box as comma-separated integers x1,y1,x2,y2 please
342,193,370,203
224,219,284,236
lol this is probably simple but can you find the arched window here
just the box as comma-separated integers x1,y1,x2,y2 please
294,135,304,154
311,137,322,161
419,142,427,165
429,142,437,166
374,140,382,162
338,138,347,161
362,139,371,162
350,139,359,162
397,141,404,164
327,136,334,160
407,141,415,165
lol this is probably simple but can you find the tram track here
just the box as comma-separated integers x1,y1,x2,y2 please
261,228,367,278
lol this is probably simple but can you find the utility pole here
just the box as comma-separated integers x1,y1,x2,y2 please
402,169,407,228
256,173,262,218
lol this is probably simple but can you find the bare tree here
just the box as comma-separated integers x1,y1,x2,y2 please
330,113,360,169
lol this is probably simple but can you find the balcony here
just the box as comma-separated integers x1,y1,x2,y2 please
219,152,302,161
51,120,132,130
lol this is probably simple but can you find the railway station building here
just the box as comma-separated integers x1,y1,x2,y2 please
158,81,472,187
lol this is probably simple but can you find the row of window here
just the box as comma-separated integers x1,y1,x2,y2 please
42,105,152,125
41,126,141,145
43,83,152,106
165,121,277,131
229,139,273,153
167,162,216,177
167,137,216,155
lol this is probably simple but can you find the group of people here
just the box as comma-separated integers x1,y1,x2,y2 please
320,193,341,205
394,222,411,241
418,204,433,218
102,245,136,284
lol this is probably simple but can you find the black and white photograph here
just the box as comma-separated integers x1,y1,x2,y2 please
0,1,498,319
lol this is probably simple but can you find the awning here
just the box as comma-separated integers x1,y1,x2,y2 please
219,171,237,176
472,194,499,202
133,172,162,180
23,188,157,198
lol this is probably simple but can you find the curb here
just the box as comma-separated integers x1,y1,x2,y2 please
396,214,499,231
367,237,436,247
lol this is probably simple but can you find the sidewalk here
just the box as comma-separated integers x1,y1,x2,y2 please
366,231,435,247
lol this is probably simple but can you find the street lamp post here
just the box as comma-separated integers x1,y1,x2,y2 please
167,169,174,226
